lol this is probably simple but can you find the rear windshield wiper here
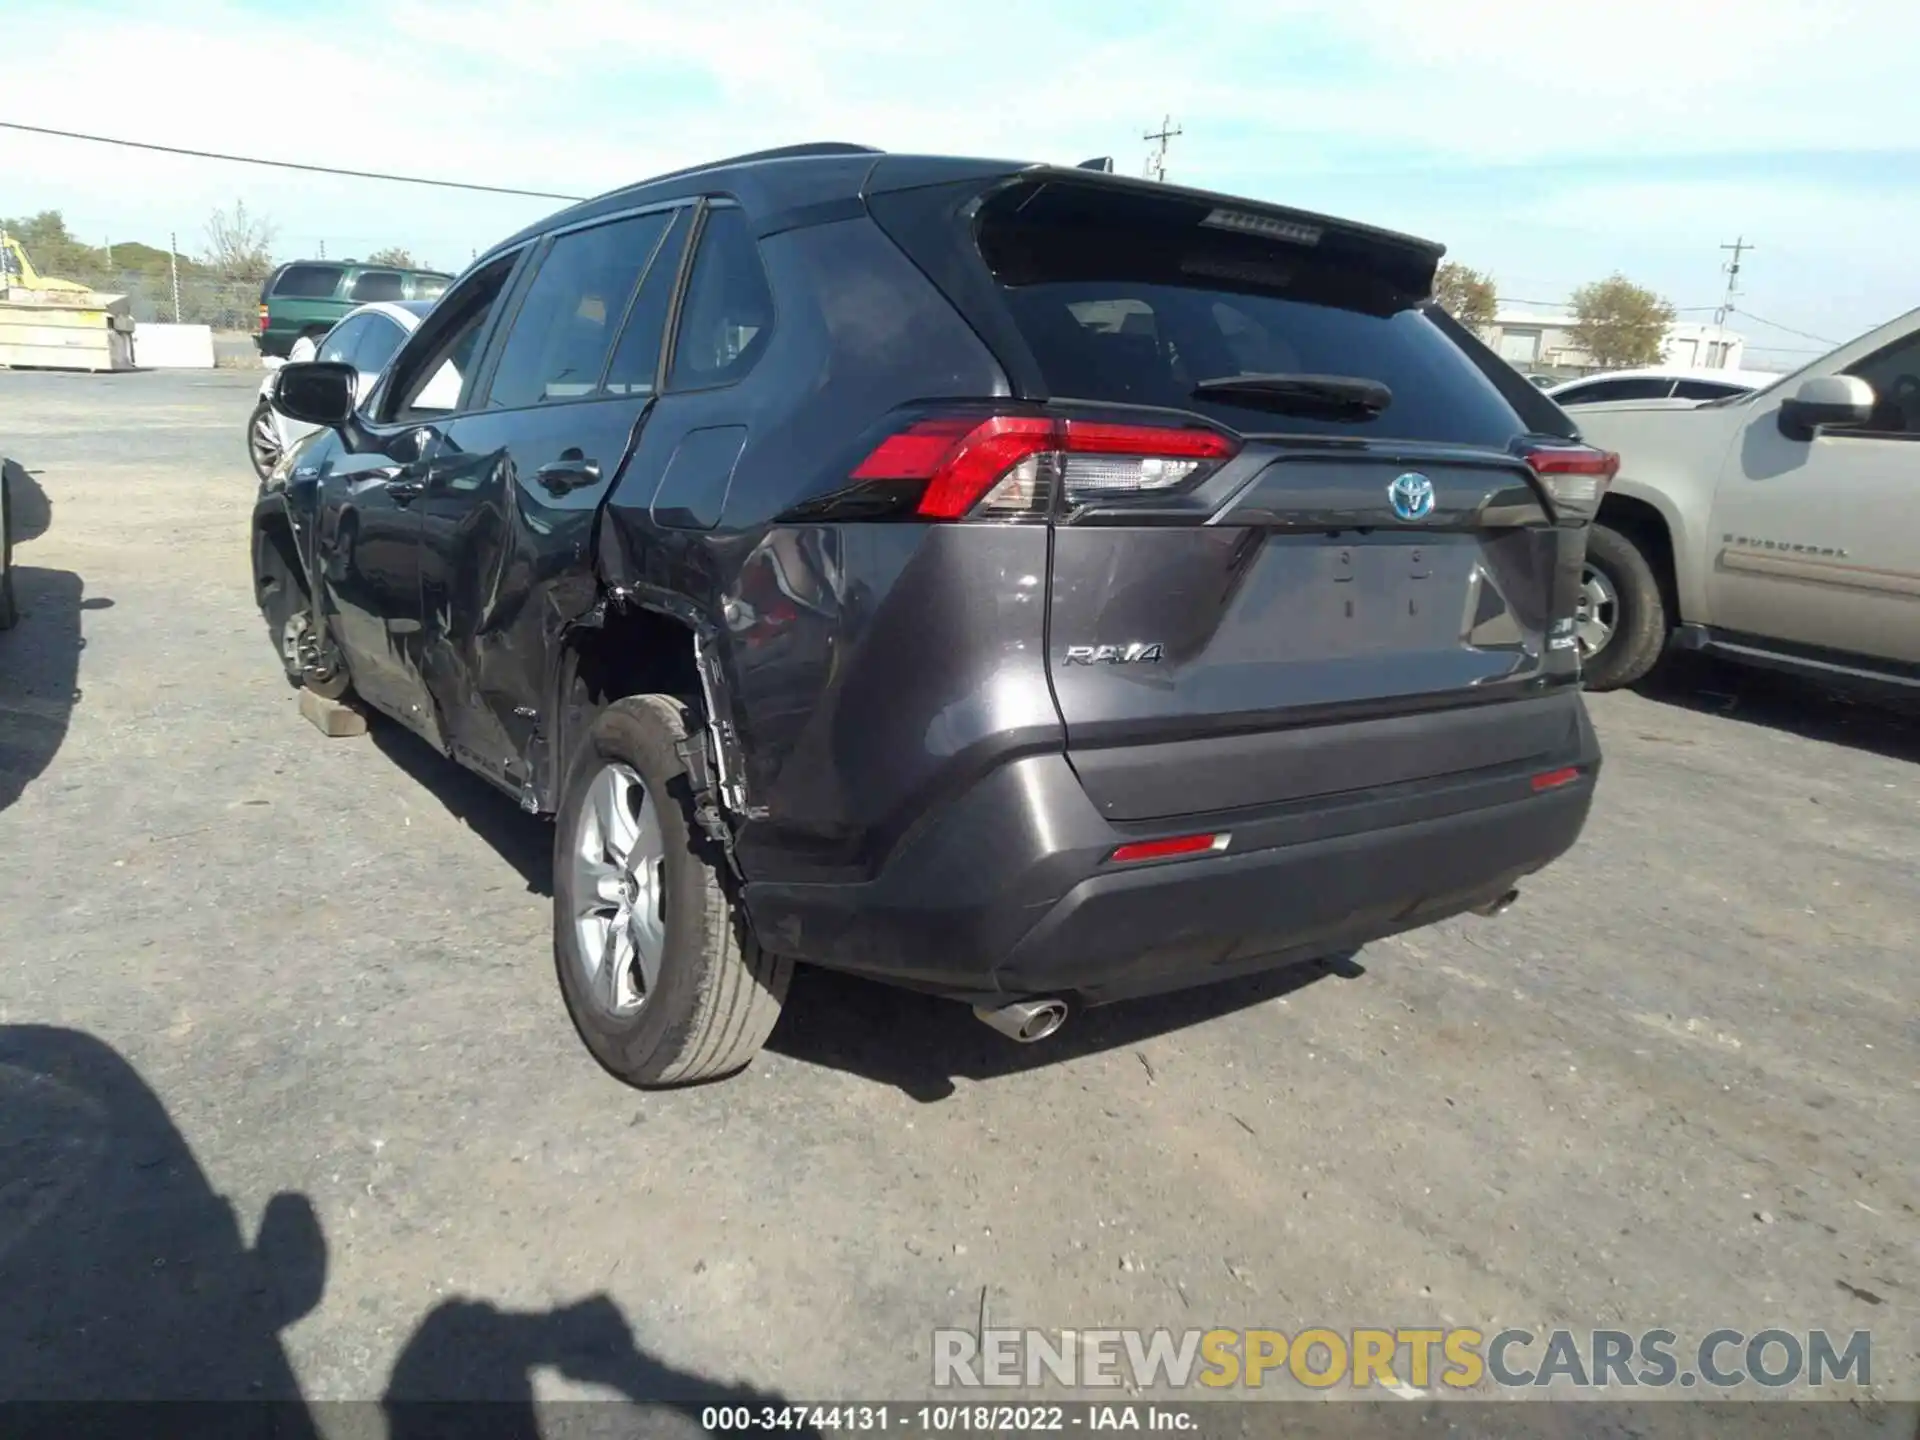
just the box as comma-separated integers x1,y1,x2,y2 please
1192,373,1391,419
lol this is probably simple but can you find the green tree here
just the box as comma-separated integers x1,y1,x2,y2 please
0,209,101,276
1432,262,1497,330
365,245,416,267
1570,274,1676,370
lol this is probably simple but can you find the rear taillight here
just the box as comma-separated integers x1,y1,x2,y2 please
851,414,1239,520
1518,440,1618,521
258,304,269,333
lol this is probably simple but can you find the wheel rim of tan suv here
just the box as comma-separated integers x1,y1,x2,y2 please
1574,563,1617,658
570,762,667,1018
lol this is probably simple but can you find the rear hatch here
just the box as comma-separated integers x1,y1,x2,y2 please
864,168,1598,820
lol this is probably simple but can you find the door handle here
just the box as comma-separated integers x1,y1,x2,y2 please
536,457,601,496
387,477,426,504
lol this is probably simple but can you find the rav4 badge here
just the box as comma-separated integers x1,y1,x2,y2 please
1065,643,1164,665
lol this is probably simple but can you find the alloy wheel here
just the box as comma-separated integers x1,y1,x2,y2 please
1574,562,1618,659
250,408,283,479
569,762,668,1018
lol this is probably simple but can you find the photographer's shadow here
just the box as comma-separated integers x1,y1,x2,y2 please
386,1293,819,1439
0,1026,325,1428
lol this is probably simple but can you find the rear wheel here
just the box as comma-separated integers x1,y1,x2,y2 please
247,399,283,481
553,694,790,1087
1578,522,1668,691
255,530,349,697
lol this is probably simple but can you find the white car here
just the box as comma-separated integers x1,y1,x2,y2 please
247,301,431,480
1547,366,1776,408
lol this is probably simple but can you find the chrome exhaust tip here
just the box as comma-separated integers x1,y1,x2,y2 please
1473,888,1521,918
973,998,1070,1044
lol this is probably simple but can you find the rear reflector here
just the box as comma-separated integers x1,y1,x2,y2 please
852,415,1238,520
1530,766,1582,793
1518,441,1619,520
1109,832,1228,864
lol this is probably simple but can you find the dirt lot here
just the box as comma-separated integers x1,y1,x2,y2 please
1,370,1915,1427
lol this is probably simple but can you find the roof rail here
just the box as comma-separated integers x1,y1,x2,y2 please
600,142,884,197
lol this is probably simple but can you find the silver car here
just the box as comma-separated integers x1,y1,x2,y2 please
247,300,431,480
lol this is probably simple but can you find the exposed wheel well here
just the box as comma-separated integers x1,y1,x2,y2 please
252,512,305,604
566,604,702,708
1595,494,1680,626
548,603,707,813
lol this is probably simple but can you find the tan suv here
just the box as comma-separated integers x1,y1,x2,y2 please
1570,306,1919,696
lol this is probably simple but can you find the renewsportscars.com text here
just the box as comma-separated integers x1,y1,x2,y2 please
933,1326,1874,1393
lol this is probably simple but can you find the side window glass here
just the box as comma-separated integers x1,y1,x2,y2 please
602,211,689,396
380,254,519,422
349,270,405,303
353,318,407,376
667,207,775,390
1840,330,1920,436
317,317,367,367
485,212,673,410
1674,379,1739,401
272,264,344,298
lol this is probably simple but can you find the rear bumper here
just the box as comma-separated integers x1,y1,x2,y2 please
743,691,1600,1005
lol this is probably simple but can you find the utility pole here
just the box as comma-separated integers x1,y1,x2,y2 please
168,231,181,323
318,238,326,260
1143,115,1181,183
1712,236,1752,368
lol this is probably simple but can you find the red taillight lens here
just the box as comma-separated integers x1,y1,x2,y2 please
851,414,1239,520
1530,766,1582,793
1518,441,1618,520
1109,832,1228,864
258,304,269,333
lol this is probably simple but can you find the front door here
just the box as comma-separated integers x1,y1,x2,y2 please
419,207,687,788
1708,323,1920,665
312,427,436,734
318,249,530,744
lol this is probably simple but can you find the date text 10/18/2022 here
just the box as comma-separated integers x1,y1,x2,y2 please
701,1405,1196,1433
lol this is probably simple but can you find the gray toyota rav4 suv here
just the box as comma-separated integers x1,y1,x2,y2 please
256,144,1604,1087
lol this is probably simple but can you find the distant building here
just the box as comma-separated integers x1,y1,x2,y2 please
1478,308,1746,378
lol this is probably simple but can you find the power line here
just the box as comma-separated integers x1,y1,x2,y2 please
0,120,585,202
1729,307,1838,347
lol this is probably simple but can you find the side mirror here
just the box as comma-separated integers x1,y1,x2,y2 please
1778,374,1873,440
271,360,358,430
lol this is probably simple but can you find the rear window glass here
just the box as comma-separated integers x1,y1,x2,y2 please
271,264,344,299
349,270,405,303
979,196,1525,446
411,275,449,300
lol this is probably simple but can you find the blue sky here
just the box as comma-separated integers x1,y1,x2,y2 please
4,0,1913,366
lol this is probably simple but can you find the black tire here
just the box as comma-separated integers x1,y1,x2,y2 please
1580,522,1668,692
552,694,790,1087
255,530,350,696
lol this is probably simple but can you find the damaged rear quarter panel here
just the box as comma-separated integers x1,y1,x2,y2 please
595,214,1050,882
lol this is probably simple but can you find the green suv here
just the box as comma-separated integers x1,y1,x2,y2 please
255,261,452,359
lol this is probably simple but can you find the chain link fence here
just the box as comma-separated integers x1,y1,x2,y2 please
57,265,260,331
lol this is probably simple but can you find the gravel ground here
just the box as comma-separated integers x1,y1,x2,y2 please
1,370,1915,1433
